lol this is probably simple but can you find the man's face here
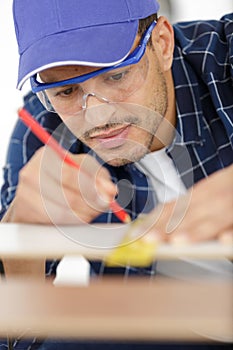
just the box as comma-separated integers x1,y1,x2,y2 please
40,27,175,166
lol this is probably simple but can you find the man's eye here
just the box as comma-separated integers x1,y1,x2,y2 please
106,69,130,82
109,72,125,81
55,86,78,97
58,87,74,96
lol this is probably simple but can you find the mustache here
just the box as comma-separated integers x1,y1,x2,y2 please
82,115,139,139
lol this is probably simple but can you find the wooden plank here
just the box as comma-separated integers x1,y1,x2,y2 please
0,279,232,342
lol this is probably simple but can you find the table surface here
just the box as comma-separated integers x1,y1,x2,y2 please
0,278,232,343
0,223,232,260
0,224,232,344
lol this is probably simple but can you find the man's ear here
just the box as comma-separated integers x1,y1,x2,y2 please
152,16,174,71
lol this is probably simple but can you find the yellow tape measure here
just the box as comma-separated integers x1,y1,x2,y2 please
105,217,157,267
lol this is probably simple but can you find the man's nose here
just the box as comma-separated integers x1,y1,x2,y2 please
82,93,117,127
81,92,109,109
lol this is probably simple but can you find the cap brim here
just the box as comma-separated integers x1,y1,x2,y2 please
17,21,138,89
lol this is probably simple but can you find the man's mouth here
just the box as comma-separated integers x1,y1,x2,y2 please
89,124,130,149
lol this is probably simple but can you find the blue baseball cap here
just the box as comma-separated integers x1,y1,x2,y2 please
13,0,160,89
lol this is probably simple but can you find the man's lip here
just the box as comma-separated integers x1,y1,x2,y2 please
88,125,130,149
89,124,130,139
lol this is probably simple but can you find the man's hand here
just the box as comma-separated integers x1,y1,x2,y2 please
2,146,117,225
134,165,233,243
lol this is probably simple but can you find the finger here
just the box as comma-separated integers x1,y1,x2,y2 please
218,228,233,245
74,153,118,195
17,150,104,223
16,181,95,225
40,148,117,212
39,164,114,222
169,204,233,243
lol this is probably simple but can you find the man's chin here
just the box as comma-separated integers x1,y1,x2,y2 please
105,158,133,167
81,137,151,166
96,147,149,167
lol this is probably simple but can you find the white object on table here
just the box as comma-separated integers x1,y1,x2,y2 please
53,255,90,286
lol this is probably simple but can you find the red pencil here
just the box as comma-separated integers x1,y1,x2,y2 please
18,107,131,224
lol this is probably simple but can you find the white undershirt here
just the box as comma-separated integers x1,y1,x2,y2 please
135,147,187,203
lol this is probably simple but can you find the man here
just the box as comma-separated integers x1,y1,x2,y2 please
1,0,233,264
1,0,233,348
1,0,232,232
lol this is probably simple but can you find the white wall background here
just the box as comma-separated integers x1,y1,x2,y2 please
0,0,232,190
0,0,30,181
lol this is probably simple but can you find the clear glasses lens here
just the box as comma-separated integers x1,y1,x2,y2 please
37,55,148,115
37,90,56,112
